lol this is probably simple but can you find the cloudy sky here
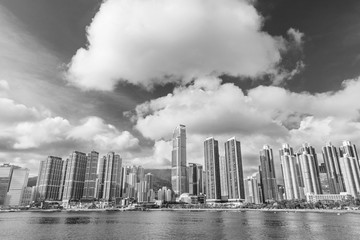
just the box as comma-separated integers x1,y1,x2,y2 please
1,0,360,178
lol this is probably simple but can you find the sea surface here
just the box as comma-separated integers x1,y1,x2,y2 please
0,210,359,239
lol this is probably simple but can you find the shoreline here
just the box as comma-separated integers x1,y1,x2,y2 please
1,208,359,214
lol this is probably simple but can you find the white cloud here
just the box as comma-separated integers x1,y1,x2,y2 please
287,28,305,47
0,99,140,153
128,75,360,175
131,140,172,168
66,0,291,90
0,80,10,91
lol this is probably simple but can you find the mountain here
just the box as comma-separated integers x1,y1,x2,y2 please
144,168,171,191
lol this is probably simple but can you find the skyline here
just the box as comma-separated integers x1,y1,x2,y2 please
1,0,360,179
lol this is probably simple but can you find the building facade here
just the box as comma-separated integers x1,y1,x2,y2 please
259,145,278,202
0,164,13,205
82,151,99,200
339,154,360,198
204,137,221,202
171,125,188,197
62,151,87,203
322,142,345,194
225,137,245,202
280,144,302,200
37,156,63,201
6,167,29,206
102,152,122,202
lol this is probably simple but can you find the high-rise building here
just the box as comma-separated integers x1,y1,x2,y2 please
58,158,68,200
339,154,360,198
6,167,29,206
95,156,107,199
197,165,203,194
62,151,87,204
298,143,322,193
171,125,187,196
21,187,32,206
145,173,154,191
37,156,63,201
83,151,99,200
225,137,245,202
204,137,221,202
339,141,359,160
0,164,13,205
244,173,260,204
188,163,202,196
297,150,322,195
280,144,302,200
259,145,278,202
219,156,228,200
103,152,122,202
319,163,330,194
322,142,345,194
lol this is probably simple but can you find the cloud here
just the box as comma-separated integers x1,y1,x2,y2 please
287,28,305,47
131,140,172,168
0,98,140,154
128,75,360,176
66,0,295,91
0,80,10,91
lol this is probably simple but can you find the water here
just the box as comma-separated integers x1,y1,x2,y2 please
0,211,359,239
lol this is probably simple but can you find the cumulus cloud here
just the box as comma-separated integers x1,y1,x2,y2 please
0,98,140,154
0,80,10,91
127,76,360,176
66,0,296,91
131,140,172,168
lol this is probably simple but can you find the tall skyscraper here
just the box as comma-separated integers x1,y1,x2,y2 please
83,151,99,200
297,150,322,195
197,165,203,195
219,156,228,200
145,173,154,191
298,143,322,193
259,145,278,202
188,163,201,196
0,164,13,205
225,137,245,201
280,144,301,200
339,141,359,160
171,125,187,196
95,156,107,199
244,173,260,204
103,152,122,202
322,142,345,194
339,154,360,198
58,158,68,200
319,162,330,194
37,156,63,201
62,151,87,204
204,137,221,202
6,167,29,206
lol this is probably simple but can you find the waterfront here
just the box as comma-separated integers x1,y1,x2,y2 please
1,211,360,239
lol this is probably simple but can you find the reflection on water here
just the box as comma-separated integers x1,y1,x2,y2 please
0,211,360,240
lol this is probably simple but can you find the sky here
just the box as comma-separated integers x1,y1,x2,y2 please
1,0,360,178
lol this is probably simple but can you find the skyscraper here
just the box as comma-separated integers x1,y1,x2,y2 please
171,124,187,196
339,154,360,198
297,150,322,195
244,173,260,204
280,144,301,200
103,152,122,202
322,142,345,194
204,137,221,202
0,164,13,205
58,158,68,200
83,151,99,200
188,163,201,196
339,141,359,160
259,145,278,202
197,165,203,195
298,143,322,194
37,156,63,201
225,137,245,201
62,151,87,204
95,156,107,199
219,156,228,200
319,163,330,194
6,167,29,206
